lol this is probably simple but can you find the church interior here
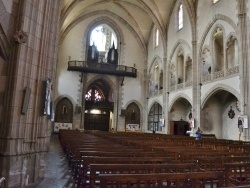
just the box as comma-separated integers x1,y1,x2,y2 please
1,0,250,187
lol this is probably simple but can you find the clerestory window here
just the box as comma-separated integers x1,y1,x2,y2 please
155,28,159,47
178,4,183,30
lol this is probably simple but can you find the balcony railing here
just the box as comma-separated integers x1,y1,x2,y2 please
68,60,137,78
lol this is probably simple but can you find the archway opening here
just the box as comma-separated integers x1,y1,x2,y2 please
169,98,192,136
125,102,140,132
84,79,113,131
148,102,163,133
88,24,118,63
201,90,239,139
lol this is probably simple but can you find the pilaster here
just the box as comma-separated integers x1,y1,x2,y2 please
0,0,61,187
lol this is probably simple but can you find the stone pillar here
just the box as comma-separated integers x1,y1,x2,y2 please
80,73,88,129
192,38,200,133
238,0,249,140
163,57,169,134
142,67,148,132
115,76,125,131
0,0,61,187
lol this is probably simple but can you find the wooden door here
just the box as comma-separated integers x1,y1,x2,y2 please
169,121,189,136
84,113,110,131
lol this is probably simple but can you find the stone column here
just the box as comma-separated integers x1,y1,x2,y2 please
0,0,61,187
163,57,169,134
115,76,125,131
142,55,149,132
80,73,88,129
238,0,249,140
192,39,200,133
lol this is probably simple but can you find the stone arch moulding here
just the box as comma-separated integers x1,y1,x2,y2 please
209,23,225,46
148,100,163,112
84,17,124,49
198,14,237,57
60,12,147,55
55,97,74,123
169,93,192,111
169,39,191,63
124,100,143,127
201,83,240,110
124,100,143,114
148,56,163,74
55,94,76,108
85,75,116,100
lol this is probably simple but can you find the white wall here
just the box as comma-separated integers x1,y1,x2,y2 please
167,1,192,61
56,14,146,116
197,0,238,42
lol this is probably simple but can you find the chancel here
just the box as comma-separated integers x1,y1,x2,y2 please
1,0,250,187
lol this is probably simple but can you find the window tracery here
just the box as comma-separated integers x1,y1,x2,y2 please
85,88,105,102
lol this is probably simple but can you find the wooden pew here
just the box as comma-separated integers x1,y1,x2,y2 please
88,163,196,187
98,171,226,188
197,156,250,172
74,156,170,186
59,130,250,187
225,162,250,187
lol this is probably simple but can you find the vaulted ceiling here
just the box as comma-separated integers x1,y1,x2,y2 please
60,0,199,51
60,0,176,45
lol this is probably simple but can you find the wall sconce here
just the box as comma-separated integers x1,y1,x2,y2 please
228,106,235,119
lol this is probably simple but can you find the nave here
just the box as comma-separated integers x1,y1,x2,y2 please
58,130,250,188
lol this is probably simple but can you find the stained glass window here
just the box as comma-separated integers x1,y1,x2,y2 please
85,88,104,102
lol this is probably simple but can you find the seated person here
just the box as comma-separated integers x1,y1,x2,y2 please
196,127,202,140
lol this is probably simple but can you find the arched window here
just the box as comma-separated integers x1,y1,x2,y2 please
148,103,163,132
155,28,159,47
178,4,183,30
85,87,105,102
89,24,118,62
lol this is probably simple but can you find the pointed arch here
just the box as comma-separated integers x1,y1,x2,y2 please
201,84,240,109
169,93,192,111
85,75,116,101
148,102,163,132
125,102,141,126
169,39,192,62
55,97,74,123
60,12,146,55
198,14,237,57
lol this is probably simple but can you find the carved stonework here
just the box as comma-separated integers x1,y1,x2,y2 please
14,30,28,43
227,35,236,48
213,70,224,79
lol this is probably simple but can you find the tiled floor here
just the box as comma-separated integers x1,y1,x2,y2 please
26,134,75,188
